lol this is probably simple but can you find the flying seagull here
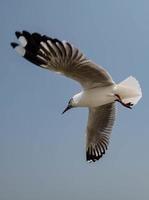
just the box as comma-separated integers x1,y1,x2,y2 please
11,31,142,162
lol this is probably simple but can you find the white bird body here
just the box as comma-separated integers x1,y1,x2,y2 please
73,76,142,108
11,31,142,162
73,85,116,107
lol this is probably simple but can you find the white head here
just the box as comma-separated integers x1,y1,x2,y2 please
62,93,82,114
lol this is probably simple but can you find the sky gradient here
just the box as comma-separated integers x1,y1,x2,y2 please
0,0,149,199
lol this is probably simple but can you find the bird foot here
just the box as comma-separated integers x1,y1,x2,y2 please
115,94,133,109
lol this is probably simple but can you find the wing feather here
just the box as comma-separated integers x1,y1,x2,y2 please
11,31,114,89
86,103,116,162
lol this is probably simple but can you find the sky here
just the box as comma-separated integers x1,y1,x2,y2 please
0,0,149,199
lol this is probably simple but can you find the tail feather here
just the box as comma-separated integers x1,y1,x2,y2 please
116,76,142,105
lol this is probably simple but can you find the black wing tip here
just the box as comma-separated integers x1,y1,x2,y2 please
15,31,22,38
14,30,61,46
11,42,18,48
86,151,103,162
86,145,107,162
11,30,65,66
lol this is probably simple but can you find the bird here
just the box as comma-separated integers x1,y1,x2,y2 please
11,31,142,162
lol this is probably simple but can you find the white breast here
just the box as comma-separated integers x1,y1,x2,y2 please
74,85,116,108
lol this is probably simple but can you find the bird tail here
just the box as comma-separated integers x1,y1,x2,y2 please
116,76,142,105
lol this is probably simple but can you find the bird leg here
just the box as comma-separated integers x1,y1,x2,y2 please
115,94,133,109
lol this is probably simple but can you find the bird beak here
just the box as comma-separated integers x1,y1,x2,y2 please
62,105,72,114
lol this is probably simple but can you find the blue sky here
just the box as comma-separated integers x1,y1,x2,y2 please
0,0,148,199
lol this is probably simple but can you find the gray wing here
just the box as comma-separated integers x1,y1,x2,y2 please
11,31,114,89
86,103,116,162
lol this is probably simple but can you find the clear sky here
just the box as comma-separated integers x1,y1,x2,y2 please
0,0,148,199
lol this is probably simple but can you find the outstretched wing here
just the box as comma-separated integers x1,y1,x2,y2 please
11,31,114,89
86,103,116,162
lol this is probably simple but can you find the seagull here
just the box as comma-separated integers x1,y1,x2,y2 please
11,31,142,162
